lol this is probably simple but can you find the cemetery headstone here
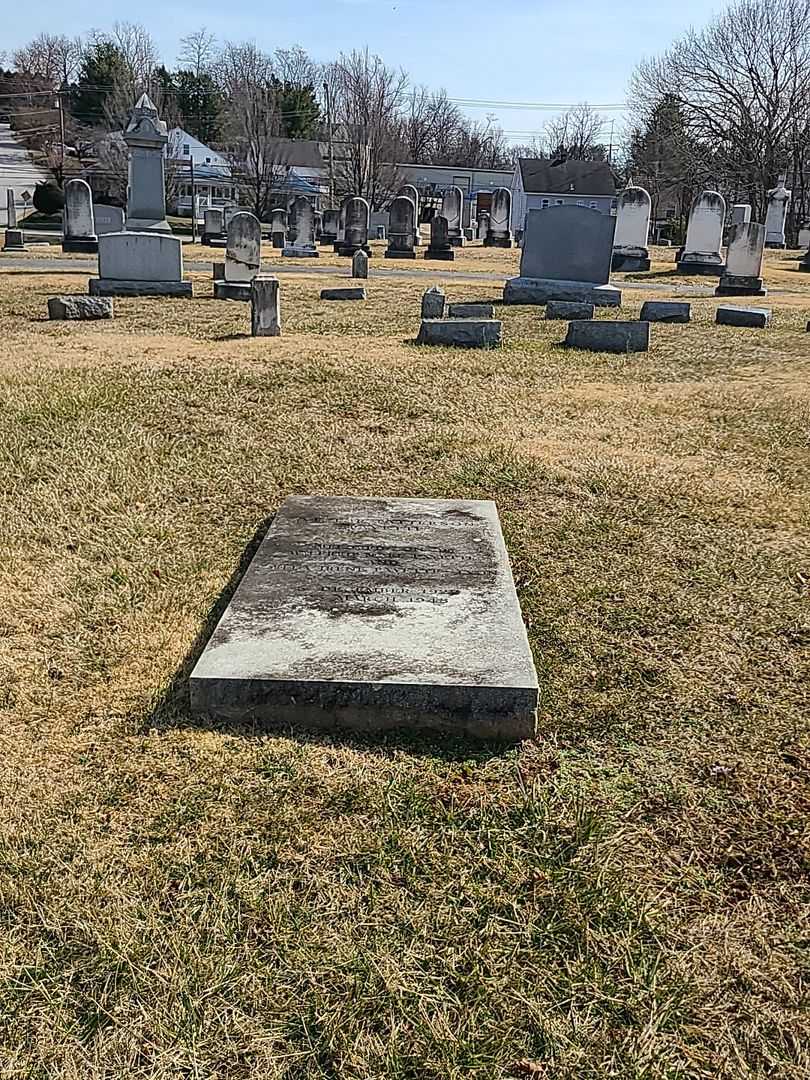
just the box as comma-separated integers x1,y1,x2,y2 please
731,204,752,226
321,209,339,245
62,178,98,253
251,276,281,337
6,189,17,229
677,191,726,274
504,205,621,306
417,319,502,348
564,320,650,353
545,300,594,320
2,228,25,252
477,212,490,241
611,185,651,271
321,287,366,301
447,302,495,318
202,208,225,246
484,188,514,247
123,94,171,233
283,197,319,257
334,194,354,251
352,249,369,279
421,286,446,318
94,204,125,235
765,174,791,248
441,186,465,246
385,195,417,259
716,222,767,296
398,184,421,245
376,225,387,240
270,208,287,249
337,197,370,257
424,215,454,261
639,301,691,323
214,211,262,299
89,232,192,296
716,305,770,328
48,295,113,320
189,495,538,740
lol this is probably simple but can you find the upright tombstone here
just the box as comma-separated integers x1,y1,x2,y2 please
611,185,651,271
337,197,370,257
484,188,514,248
2,228,25,252
765,174,791,248
314,211,323,242
189,495,539,741
62,179,98,253
123,94,171,233
270,208,287,249
93,204,125,235
398,184,421,245
334,194,354,251
352,249,369,279
6,188,18,229
202,208,225,246
214,211,262,299
421,286,446,318
385,195,417,259
441,186,465,246
251,276,281,337
676,191,726,275
321,209,339,245
503,204,621,306
716,222,767,296
89,232,191,297
283,197,319,257
424,215,455,261
477,212,490,241
731,204,752,226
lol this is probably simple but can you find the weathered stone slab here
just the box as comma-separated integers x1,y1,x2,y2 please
94,204,125,235
95,231,184,281
639,301,691,323
214,280,252,301
447,302,495,319
321,287,366,301
190,495,538,740
519,205,616,283
2,229,25,251
89,278,192,297
421,286,445,319
546,300,594,320
504,277,621,307
715,305,771,328
564,320,650,353
251,276,281,336
352,250,369,279
417,319,502,348
62,178,97,253
47,295,113,320
484,187,513,247
226,212,262,280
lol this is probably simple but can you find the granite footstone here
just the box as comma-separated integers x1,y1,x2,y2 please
421,286,445,319
417,319,502,348
639,301,691,323
546,300,594,320
447,302,495,319
564,320,650,353
2,228,25,251
214,281,252,301
251,276,281,336
321,287,366,301
715,305,770,328
189,495,538,740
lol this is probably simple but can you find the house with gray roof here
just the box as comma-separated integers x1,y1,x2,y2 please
511,158,618,235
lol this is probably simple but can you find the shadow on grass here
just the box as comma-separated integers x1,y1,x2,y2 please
146,515,515,763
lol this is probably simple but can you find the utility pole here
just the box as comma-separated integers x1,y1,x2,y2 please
608,119,615,166
323,79,335,207
190,157,196,243
56,87,66,183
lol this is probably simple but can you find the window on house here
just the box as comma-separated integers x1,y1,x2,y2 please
183,144,190,156
205,157,211,164
576,199,585,206
589,201,598,209
540,198,550,209
555,199,564,206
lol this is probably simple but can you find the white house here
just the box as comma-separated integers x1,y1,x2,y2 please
511,158,617,235
166,127,237,214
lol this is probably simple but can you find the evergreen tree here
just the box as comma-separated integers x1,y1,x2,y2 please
270,78,320,140
70,42,130,126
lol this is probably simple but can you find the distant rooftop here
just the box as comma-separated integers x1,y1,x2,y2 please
518,158,616,196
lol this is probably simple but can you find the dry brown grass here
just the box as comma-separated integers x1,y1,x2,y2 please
0,250,808,1079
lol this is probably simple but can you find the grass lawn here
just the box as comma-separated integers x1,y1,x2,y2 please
0,245,808,1078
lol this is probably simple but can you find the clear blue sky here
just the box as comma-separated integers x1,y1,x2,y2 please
5,0,722,143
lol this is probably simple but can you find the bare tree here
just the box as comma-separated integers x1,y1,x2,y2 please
274,45,320,88
543,103,608,161
13,34,84,86
178,27,218,76
110,21,159,94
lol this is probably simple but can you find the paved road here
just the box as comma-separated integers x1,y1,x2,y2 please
0,253,723,295
0,124,48,226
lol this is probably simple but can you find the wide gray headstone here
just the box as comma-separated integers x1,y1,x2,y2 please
90,231,191,296
283,197,318,257
639,301,691,323
203,208,224,237
545,300,594,320
63,179,97,252
3,228,25,251
447,302,495,319
717,222,767,296
94,204,125,235
564,320,650,353
716,305,770,328
251,276,281,336
518,205,616,283
385,196,417,258
226,212,262,282
321,287,366,301
338,197,370,255
417,319,502,348
190,495,538,740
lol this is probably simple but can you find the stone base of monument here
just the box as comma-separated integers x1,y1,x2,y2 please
424,248,455,261
271,234,285,249
384,249,417,259
189,495,538,741
716,305,770,328
483,235,514,248
124,215,172,233
765,241,786,249
48,295,113,320
2,230,25,251
282,246,319,258
449,236,466,248
676,254,725,275
417,318,502,348
214,280,252,301
202,234,227,248
716,274,767,297
337,244,372,257
504,277,622,307
62,236,99,253
799,254,810,271
89,279,192,297
447,303,495,319
546,300,594,320
611,249,651,272
564,320,650,353
320,234,337,245
640,301,691,323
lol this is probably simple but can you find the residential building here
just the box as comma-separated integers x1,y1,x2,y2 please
511,159,617,234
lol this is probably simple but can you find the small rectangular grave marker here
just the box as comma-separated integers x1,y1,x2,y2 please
190,496,538,740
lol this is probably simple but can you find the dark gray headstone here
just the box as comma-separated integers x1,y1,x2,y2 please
447,303,495,319
321,287,366,301
519,205,616,284
190,495,538,740
421,286,445,319
417,319,502,348
715,305,770,328
639,301,691,323
564,320,650,353
546,300,594,320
